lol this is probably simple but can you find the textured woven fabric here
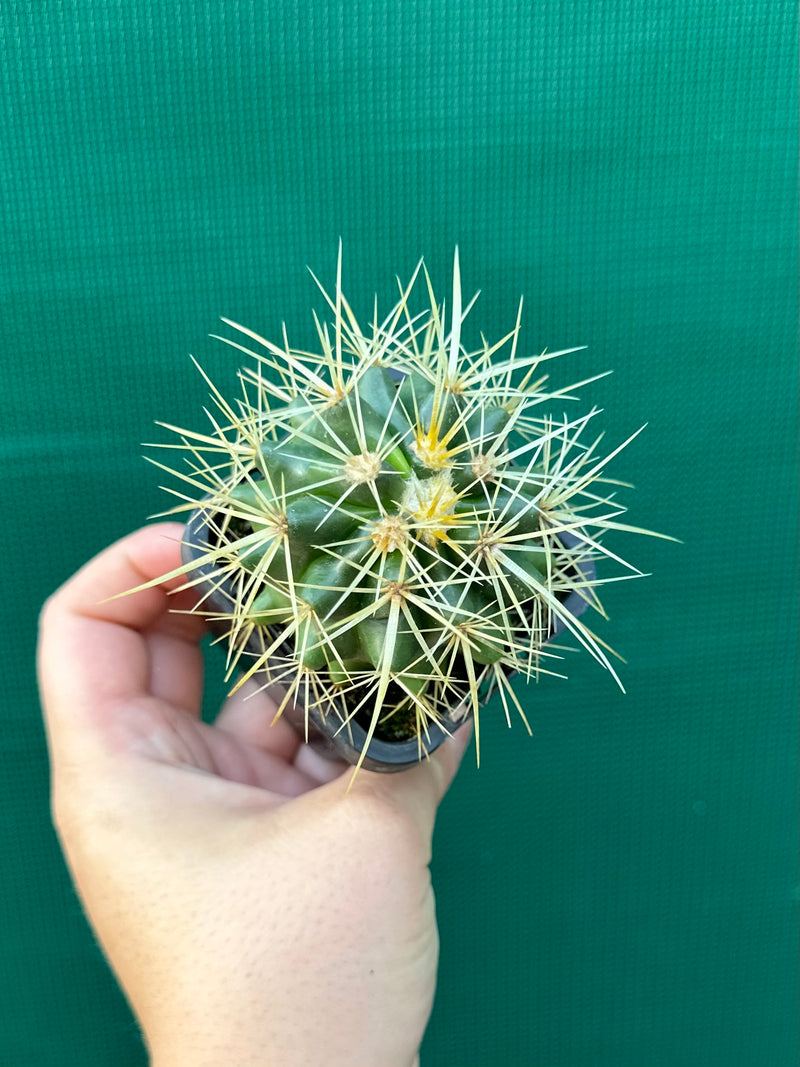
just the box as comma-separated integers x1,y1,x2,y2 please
2,2,797,1064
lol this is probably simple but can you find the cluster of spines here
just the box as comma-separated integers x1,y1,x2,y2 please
146,252,651,767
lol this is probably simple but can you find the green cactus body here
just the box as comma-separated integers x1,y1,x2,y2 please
148,254,654,768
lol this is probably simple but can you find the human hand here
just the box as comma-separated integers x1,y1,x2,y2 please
37,523,471,1067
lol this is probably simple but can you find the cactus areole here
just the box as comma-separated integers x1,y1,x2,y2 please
148,254,650,773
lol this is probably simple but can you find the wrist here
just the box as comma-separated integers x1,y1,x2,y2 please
149,1033,422,1067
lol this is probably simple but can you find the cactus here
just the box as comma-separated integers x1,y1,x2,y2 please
144,252,654,771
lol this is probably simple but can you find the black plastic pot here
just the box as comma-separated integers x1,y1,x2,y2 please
182,506,595,772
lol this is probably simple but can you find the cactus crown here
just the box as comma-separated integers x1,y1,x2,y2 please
146,253,653,769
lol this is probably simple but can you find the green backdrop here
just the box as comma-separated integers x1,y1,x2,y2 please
2,2,797,1064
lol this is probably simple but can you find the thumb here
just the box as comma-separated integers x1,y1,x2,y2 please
345,720,474,838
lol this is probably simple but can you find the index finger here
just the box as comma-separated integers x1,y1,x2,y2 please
37,523,204,756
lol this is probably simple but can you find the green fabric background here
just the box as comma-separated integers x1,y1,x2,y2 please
2,1,797,1064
